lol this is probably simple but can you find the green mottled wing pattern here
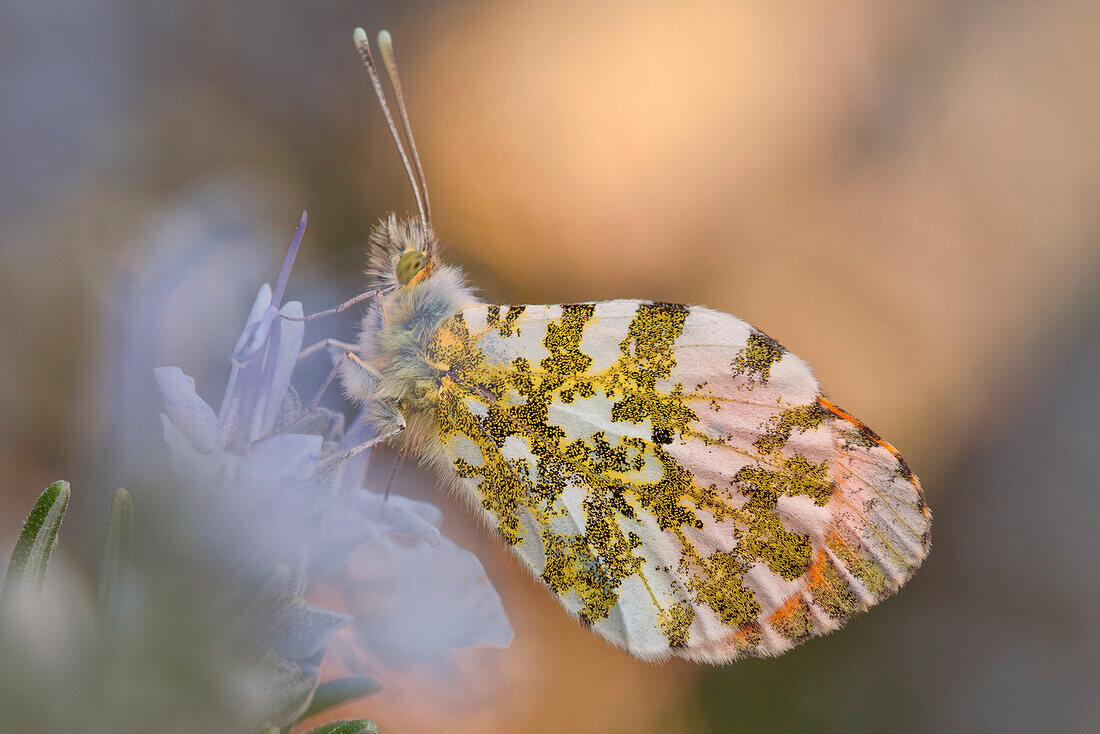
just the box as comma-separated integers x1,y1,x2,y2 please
425,300,930,662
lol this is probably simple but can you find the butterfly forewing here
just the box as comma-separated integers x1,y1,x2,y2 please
424,299,930,662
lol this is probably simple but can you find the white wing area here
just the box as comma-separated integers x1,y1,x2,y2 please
426,300,930,662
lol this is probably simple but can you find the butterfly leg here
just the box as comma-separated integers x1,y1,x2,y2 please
318,415,405,470
283,346,386,437
298,337,359,361
382,451,406,500
280,351,367,436
279,287,392,323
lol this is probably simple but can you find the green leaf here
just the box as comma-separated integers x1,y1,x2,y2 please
97,488,133,618
302,677,382,720
302,720,378,734
0,480,70,612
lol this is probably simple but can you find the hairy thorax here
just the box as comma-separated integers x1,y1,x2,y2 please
343,262,480,454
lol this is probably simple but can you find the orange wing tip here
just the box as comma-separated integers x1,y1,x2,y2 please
817,395,927,502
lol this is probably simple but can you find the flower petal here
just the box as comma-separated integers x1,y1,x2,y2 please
159,413,223,484
247,311,283,444
228,283,273,360
355,491,442,547
238,433,323,494
350,532,513,663
259,300,305,437
220,283,273,436
154,366,219,453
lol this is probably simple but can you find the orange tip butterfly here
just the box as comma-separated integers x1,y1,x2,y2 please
336,27,930,663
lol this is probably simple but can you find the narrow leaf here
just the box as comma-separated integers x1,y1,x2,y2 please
302,720,378,734
97,488,133,618
302,677,382,720
0,480,70,611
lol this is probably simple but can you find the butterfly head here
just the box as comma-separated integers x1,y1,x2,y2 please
367,214,439,291
396,247,432,287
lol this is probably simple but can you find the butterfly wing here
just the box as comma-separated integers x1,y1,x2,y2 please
424,300,930,662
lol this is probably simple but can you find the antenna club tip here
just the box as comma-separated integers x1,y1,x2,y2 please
352,27,368,46
378,29,392,46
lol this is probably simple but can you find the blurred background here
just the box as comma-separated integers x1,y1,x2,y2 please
1,0,1098,732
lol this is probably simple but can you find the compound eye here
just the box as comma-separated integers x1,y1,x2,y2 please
396,250,429,285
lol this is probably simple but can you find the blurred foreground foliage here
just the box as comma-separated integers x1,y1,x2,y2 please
0,481,378,734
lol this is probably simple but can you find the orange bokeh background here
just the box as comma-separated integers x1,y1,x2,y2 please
2,1,1098,732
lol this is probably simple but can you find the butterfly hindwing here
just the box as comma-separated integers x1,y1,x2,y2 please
424,300,930,662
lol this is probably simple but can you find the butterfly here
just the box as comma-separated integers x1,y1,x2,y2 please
337,27,930,663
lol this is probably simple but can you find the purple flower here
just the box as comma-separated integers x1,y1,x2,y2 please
154,211,512,684
339,491,514,665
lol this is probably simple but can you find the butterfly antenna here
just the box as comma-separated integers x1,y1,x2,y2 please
377,30,432,234
353,27,429,235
